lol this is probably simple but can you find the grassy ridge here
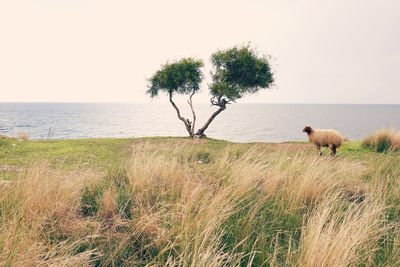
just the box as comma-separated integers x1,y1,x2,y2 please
1,136,400,266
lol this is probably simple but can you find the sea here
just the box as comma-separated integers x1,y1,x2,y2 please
1,103,400,143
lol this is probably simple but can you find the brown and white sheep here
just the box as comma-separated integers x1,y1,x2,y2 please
303,126,343,156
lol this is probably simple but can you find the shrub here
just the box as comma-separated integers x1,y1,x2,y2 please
17,132,29,140
362,128,400,153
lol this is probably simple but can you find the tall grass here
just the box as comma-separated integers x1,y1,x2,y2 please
0,162,99,266
363,128,400,152
1,143,399,266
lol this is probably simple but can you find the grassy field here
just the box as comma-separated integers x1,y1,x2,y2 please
1,136,399,266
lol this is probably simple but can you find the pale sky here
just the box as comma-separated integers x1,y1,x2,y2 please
1,0,399,104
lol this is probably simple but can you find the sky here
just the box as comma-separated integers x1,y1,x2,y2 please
0,0,399,104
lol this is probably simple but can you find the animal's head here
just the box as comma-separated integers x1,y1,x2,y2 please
303,126,313,134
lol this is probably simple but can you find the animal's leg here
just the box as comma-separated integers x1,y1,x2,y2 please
330,144,337,156
316,144,322,156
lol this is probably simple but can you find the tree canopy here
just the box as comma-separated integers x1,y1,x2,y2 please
210,45,274,104
146,58,204,98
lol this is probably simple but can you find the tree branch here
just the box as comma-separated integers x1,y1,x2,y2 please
195,97,227,137
169,93,192,136
187,91,196,133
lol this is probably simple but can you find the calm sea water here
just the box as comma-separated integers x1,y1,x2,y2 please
1,103,399,143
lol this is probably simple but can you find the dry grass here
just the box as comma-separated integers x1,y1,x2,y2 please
363,128,400,152
0,163,99,266
0,142,399,266
16,132,29,140
298,195,387,266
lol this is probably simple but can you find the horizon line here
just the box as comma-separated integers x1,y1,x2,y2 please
0,101,400,105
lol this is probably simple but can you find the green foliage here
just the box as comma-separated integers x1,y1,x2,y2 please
107,165,132,219
81,183,104,217
80,165,132,218
147,58,204,98
210,45,274,101
0,138,6,147
221,196,303,265
377,138,392,153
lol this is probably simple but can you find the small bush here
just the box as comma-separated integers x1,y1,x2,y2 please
17,132,29,140
362,128,400,153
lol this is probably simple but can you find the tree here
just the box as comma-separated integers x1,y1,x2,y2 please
146,58,204,137
195,45,274,137
147,45,274,138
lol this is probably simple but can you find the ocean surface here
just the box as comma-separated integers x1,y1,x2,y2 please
1,103,400,143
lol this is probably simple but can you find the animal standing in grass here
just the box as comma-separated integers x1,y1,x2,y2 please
303,126,343,156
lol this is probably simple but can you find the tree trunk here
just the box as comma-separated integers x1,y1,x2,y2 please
187,92,196,134
195,104,226,137
169,93,193,136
